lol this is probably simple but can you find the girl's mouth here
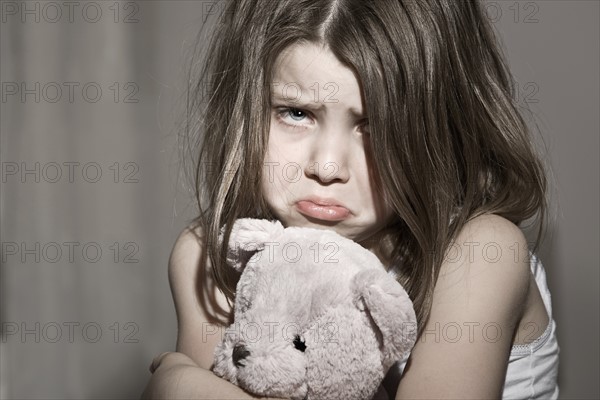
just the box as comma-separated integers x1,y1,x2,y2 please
295,200,351,221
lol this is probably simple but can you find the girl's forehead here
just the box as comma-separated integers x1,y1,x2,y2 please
273,43,343,76
271,42,364,111
274,42,333,68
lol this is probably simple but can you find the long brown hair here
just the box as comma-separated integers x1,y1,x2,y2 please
182,0,549,334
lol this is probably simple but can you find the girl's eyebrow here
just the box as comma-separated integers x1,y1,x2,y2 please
270,91,365,118
271,96,326,112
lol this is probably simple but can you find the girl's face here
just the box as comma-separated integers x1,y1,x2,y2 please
262,42,396,246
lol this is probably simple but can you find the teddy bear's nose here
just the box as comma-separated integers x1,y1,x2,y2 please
232,344,250,367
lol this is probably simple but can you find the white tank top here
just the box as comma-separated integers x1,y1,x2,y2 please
389,252,560,399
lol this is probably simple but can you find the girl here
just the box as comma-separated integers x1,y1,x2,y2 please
142,0,559,398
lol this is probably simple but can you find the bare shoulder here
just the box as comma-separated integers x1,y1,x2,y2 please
168,223,204,281
457,212,529,253
438,212,531,300
434,213,532,326
168,223,232,370
464,212,526,238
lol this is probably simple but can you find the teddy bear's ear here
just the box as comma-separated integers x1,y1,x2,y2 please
218,218,285,271
352,269,418,369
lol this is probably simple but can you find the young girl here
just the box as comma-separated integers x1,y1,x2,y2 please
142,0,559,398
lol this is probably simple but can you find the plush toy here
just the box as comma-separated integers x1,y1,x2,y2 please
213,218,417,400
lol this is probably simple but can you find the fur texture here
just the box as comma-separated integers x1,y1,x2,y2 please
213,218,417,400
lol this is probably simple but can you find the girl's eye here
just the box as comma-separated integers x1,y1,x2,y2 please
274,107,313,129
355,119,370,138
286,108,307,121
359,122,370,136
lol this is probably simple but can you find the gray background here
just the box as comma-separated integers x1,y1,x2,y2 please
0,1,598,398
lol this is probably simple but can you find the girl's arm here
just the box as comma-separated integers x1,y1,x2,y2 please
396,214,531,399
141,226,284,399
169,225,229,369
141,352,268,399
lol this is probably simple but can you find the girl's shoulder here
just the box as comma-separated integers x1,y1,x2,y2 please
169,224,216,300
169,223,231,318
461,211,524,238
438,211,531,308
169,224,204,275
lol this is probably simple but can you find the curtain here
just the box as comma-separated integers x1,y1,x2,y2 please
1,1,209,397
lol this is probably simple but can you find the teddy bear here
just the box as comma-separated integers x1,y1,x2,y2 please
212,218,417,400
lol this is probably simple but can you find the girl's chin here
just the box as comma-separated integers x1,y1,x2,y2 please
271,209,379,241
282,217,366,241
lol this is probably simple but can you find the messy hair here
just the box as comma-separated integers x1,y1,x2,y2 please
182,0,549,334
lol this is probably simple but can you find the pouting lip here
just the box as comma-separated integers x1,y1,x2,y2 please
294,196,352,222
295,196,350,210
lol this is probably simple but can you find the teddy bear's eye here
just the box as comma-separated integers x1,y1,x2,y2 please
293,335,306,352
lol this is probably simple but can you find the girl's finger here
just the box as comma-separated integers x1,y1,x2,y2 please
149,352,172,373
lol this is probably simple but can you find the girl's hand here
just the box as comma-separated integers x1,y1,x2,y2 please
141,351,289,399
148,352,197,374
149,352,170,373
141,352,200,399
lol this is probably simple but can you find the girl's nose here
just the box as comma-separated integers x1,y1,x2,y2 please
304,130,351,184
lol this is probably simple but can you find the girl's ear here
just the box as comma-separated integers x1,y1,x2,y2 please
218,218,285,271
